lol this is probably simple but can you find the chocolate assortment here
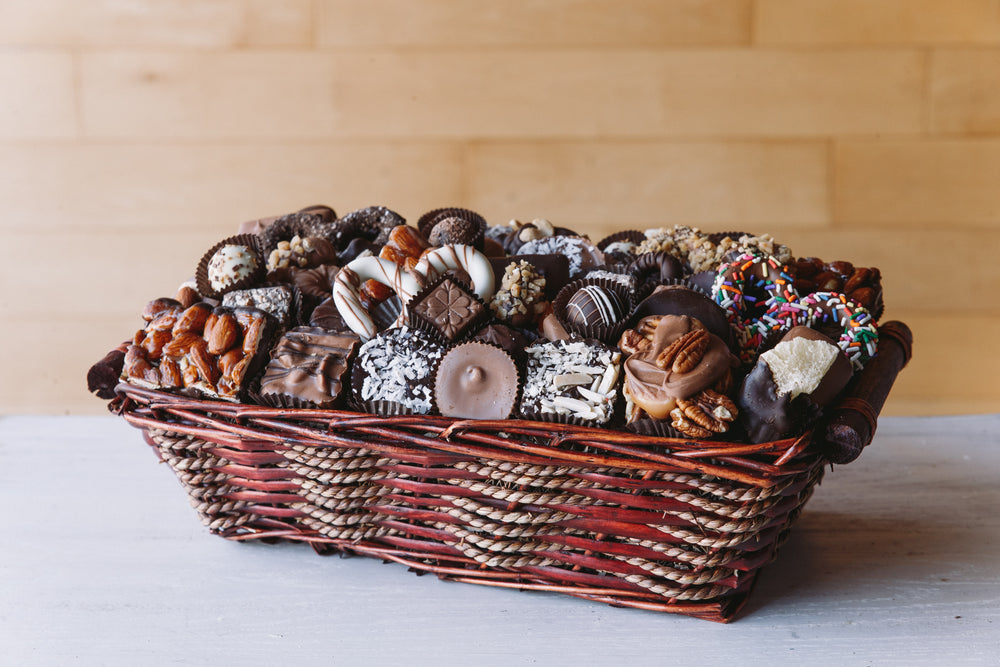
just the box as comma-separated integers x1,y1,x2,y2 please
110,205,891,444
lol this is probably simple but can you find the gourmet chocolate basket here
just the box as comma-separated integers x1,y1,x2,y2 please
89,205,911,622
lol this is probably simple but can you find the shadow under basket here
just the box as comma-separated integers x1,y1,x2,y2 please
106,321,912,623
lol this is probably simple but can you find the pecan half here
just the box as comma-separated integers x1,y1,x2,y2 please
671,389,738,438
655,329,709,373
618,329,650,356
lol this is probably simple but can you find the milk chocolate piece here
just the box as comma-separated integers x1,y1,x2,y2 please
409,278,488,343
433,342,519,420
260,327,359,408
630,285,735,351
623,315,740,421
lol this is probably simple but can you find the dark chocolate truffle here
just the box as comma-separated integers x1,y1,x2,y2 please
433,342,519,420
565,285,627,330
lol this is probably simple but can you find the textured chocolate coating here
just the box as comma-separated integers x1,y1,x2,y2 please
630,285,735,350
623,315,739,420
222,285,295,327
516,236,605,280
260,327,359,408
334,206,406,246
260,211,335,252
429,216,481,248
434,342,519,420
417,207,487,239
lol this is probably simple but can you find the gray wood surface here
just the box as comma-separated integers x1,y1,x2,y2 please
2,415,997,665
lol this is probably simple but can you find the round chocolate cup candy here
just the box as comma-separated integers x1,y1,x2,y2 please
196,234,267,299
432,341,520,420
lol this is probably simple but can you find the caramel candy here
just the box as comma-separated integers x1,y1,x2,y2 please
623,315,739,421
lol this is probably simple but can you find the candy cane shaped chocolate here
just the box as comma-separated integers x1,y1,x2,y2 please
412,244,496,301
332,256,421,339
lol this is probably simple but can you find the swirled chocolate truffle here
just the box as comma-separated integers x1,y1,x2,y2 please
565,285,627,330
433,342,520,420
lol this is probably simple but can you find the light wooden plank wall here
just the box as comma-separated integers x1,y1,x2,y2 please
3,0,998,416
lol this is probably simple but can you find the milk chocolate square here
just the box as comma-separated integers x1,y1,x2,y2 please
259,327,359,408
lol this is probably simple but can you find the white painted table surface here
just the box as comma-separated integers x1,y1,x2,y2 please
2,415,998,666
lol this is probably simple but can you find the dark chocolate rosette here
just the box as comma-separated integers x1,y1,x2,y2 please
196,234,267,299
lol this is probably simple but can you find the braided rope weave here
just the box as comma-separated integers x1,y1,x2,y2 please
121,386,829,622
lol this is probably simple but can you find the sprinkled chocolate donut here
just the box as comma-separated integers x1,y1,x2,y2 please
799,292,879,369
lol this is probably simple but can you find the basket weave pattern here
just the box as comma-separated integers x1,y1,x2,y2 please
121,384,828,621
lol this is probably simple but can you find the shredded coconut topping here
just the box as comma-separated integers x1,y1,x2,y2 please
357,326,443,414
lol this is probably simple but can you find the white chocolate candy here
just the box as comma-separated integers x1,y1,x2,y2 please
412,244,495,302
334,244,495,340
333,256,421,340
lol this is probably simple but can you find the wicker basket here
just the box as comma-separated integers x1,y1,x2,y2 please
99,318,911,622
